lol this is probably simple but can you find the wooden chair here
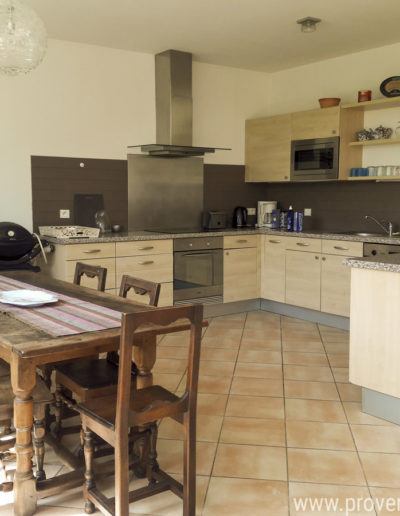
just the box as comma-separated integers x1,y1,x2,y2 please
74,262,107,292
0,375,53,488
78,304,203,516
54,278,161,434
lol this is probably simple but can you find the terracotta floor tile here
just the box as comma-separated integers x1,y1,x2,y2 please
225,395,285,420
327,353,349,368
283,351,329,366
200,335,241,349
210,318,245,329
157,439,216,476
282,340,325,353
238,348,282,364
289,482,371,516
360,452,400,488
369,487,400,516
220,417,286,446
213,443,287,481
337,383,362,402
231,376,283,397
284,365,334,382
204,327,243,339
153,373,184,392
197,393,228,416
199,347,238,361
284,381,339,401
288,448,366,485
199,360,235,376
234,362,283,379
159,333,190,347
287,420,355,451
152,358,187,374
351,425,400,453
242,328,281,340
157,346,189,359
203,477,288,516
331,367,349,383
158,414,223,442
343,402,395,426
240,337,282,351
194,374,232,394
285,399,347,423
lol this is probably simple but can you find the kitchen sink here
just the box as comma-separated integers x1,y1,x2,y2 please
346,232,385,237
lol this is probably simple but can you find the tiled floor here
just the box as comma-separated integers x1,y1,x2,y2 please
2,310,400,515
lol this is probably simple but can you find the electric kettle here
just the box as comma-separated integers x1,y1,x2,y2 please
232,206,248,228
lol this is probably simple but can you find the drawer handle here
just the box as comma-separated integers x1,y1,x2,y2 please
237,239,248,243
333,245,349,251
269,240,281,244
82,249,101,254
138,260,154,265
138,246,154,251
296,242,310,247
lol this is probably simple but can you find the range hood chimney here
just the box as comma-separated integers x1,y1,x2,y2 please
129,50,229,157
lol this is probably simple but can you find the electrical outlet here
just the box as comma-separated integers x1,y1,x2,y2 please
60,209,70,219
247,208,256,216
304,208,312,216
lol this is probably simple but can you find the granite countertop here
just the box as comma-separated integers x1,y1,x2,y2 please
344,254,400,273
43,227,400,246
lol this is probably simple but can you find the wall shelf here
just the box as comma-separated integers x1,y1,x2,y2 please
342,96,400,111
349,137,400,147
347,176,400,182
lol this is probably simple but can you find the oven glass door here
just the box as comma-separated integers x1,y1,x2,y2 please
174,249,223,301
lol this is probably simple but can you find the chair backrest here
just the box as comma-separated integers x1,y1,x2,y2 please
74,262,107,292
118,275,161,306
115,304,203,434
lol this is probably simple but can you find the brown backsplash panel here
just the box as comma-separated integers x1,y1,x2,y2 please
265,181,400,233
204,164,267,226
31,156,128,231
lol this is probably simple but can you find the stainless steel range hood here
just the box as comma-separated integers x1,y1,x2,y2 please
129,50,229,157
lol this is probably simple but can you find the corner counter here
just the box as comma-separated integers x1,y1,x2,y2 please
345,255,400,425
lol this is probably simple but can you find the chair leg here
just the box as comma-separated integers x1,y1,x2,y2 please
54,384,63,437
146,422,159,483
115,430,130,516
183,412,196,516
33,404,47,481
83,426,95,514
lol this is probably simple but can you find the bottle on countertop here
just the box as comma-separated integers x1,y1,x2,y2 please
280,211,288,230
287,205,294,232
271,209,280,229
295,211,304,232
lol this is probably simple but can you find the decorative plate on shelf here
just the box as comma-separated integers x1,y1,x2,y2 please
0,290,58,307
380,76,400,97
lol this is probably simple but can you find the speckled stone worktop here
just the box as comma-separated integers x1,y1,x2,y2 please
344,254,400,273
43,228,400,246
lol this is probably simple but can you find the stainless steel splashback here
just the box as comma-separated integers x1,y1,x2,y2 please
127,154,204,230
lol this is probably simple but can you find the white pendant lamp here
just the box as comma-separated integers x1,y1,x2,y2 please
0,0,47,76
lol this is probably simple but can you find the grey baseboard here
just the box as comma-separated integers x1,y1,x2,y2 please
362,388,400,425
204,299,260,318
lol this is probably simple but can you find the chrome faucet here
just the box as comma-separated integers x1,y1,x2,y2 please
364,215,393,237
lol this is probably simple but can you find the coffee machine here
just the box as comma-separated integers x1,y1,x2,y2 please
257,201,277,228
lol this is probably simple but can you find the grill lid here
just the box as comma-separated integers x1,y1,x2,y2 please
0,222,35,259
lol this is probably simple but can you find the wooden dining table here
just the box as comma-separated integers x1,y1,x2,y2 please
0,270,196,516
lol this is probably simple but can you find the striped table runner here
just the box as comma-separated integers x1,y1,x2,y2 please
0,275,121,337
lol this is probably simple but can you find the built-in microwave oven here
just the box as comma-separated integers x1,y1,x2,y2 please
290,136,339,181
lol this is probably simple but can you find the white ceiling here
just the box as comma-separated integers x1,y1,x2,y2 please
25,0,400,72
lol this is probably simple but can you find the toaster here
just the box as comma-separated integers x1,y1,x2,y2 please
203,211,226,230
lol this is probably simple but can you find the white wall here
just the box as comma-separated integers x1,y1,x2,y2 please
0,39,270,230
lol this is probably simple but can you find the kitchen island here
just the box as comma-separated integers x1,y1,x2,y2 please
345,254,400,425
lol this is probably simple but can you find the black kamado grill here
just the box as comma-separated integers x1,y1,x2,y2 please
0,222,48,272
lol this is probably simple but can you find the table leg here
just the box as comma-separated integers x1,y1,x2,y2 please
133,335,157,478
10,355,37,516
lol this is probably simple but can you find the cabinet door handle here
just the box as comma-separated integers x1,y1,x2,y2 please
82,249,101,254
315,255,319,260
138,260,154,265
322,256,326,261
296,242,310,247
333,245,349,251
237,239,248,243
269,240,281,244
138,246,154,251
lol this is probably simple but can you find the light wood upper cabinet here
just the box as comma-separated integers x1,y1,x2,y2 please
291,107,340,140
285,250,321,311
245,114,291,182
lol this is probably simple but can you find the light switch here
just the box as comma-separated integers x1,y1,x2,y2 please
304,208,312,216
60,209,70,219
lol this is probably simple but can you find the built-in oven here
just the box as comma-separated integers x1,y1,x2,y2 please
290,136,339,181
173,236,223,304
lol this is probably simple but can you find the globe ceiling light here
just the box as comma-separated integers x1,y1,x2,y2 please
0,0,47,76
296,17,321,33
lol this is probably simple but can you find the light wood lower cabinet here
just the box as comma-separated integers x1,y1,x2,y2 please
223,247,258,303
261,237,288,303
285,250,321,311
320,254,352,317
